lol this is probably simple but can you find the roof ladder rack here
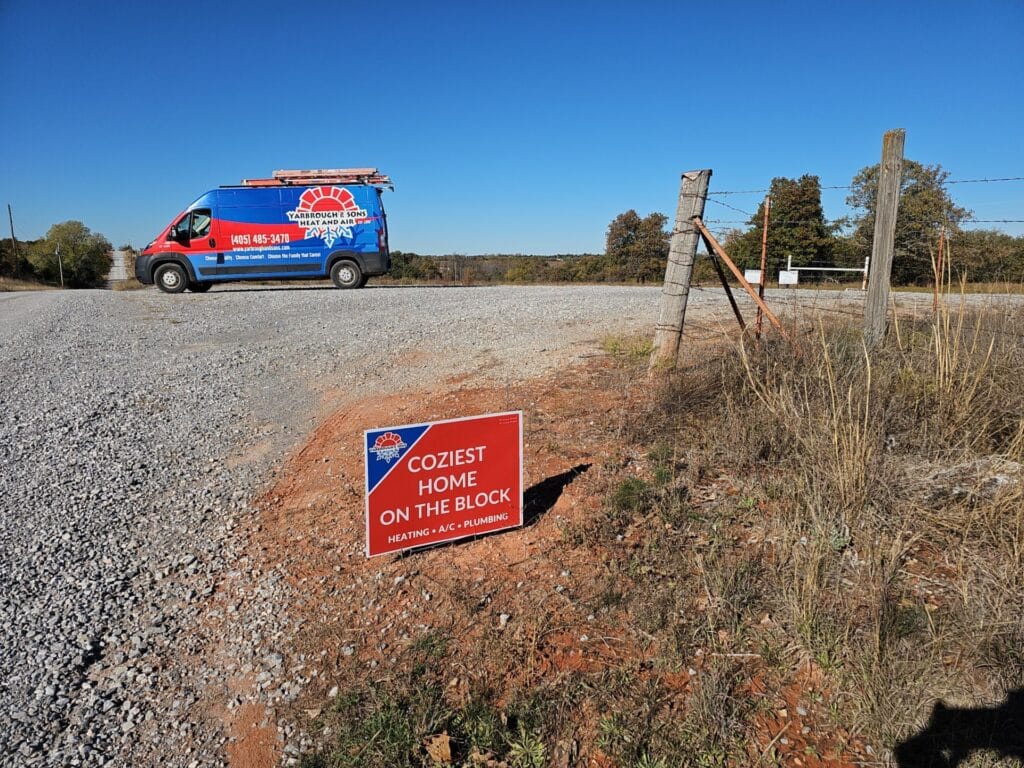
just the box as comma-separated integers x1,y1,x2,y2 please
240,168,392,188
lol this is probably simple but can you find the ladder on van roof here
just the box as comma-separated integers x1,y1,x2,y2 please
238,168,393,188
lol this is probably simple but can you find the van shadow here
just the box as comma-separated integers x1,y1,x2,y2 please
399,463,591,559
207,285,336,293
207,283,486,294
893,689,1024,767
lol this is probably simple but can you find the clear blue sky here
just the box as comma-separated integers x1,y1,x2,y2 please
2,0,1022,253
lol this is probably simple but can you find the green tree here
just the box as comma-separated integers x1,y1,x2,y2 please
27,221,112,287
948,229,1024,283
727,175,835,273
604,210,669,282
505,257,544,283
845,160,970,285
388,251,442,281
0,237,34,279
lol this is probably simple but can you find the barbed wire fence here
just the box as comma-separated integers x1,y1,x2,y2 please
650,135,1024,365
689,176,1023,267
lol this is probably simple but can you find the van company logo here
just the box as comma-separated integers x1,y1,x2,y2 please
369,431,407,464
286,186,368,247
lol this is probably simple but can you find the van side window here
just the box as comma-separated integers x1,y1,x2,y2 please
169,212,191,240
190,209,212,238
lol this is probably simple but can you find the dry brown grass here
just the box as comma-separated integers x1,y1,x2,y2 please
0,276,53,291
300,294,1024,768
623,294,1024,762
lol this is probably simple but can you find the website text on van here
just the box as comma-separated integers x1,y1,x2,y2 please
135,168,392,293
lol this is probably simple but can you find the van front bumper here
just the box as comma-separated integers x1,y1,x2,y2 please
135,254,155,284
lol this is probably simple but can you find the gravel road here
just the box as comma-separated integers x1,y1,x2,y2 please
1,283,995,767
0,284,672,768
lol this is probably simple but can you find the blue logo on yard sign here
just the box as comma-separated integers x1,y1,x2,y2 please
365,424,429,493
370,432,407,463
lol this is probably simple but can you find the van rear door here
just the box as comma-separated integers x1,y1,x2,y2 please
376,188,388,256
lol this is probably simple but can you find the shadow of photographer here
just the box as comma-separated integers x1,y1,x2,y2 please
894,689,1023,767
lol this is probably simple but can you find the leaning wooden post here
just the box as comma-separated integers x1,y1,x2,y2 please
650,169,711,368
864,129,905,348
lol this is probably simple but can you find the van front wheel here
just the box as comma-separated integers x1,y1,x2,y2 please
331,260,362,289
155,263,188,294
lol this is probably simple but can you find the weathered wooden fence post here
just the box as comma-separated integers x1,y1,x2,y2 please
650,169,711,368
754,195,771,339
864,129,905,348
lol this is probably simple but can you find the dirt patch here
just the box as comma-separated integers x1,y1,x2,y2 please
213,347,875,766
225,702,280,768
254,361,624,666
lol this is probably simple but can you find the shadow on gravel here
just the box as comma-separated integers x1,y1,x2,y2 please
203,285,336,293
203,283,491,293
893,689,1024,767
399,463,592,559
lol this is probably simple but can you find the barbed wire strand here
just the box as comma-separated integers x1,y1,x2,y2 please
707,176,1024,196
706,198,755,217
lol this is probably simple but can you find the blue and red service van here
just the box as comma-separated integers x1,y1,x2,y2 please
136,168,392,293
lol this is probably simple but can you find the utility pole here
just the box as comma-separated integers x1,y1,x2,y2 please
650,169,711,368
864,129,905,348
755,196,771,339
7,204,18,264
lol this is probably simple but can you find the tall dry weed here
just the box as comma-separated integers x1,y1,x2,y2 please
641,294,1024,756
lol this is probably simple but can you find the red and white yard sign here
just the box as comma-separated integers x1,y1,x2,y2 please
364,411,523,557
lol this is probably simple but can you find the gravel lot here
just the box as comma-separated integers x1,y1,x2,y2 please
0,284,669,767
0,282,990,766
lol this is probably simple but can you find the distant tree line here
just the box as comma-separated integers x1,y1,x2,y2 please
390,160,1023,288
387,211,672,285
1,220,112,288
388,251,619,285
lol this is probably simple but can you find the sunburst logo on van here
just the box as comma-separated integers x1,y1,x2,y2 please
286,186,368,247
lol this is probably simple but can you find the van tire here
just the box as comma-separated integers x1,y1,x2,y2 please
155,263,188,294
331,260,362,289
188,282,213,293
